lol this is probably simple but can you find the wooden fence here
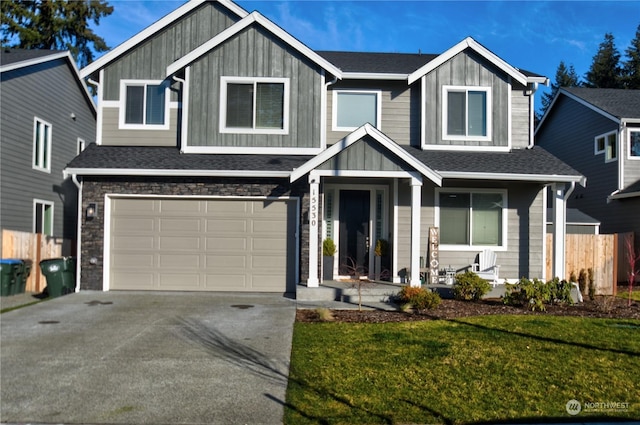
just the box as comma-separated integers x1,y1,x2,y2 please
1,229,73,293
546,233,618,295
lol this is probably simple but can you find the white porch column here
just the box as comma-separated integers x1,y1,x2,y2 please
551,183,570,280
410,174,423,287
307,175,320,287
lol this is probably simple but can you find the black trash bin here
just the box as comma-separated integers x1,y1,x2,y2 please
0,259,23,296
40,257,76,298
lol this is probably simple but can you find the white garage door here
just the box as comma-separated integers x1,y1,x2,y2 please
108,198,297,292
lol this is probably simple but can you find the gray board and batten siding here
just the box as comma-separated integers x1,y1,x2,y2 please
424,50,515,148
1,57,96,238
186,25,324,149
316,136,413,172
395,180,545,280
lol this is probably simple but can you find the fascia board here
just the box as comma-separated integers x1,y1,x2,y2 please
342,72,409,81
167,12,343,79
407,37,528,86
290,123,442,185
608,190,640,200
81,0,249,78
63,167,290,178
0,51,69,73
559,89,620,123
439,171,586,186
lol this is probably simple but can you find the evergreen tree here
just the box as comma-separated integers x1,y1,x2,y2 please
1,0,113,68
539,61,581,118
584,33,624,88
623,24,640,89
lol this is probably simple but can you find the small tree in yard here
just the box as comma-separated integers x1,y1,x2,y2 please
342,257,369,311
624,233,639,307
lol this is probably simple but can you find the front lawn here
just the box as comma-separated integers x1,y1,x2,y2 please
285,315,640,424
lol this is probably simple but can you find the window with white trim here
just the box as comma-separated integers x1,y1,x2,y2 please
33,117,52,172
332,90,381,131
437,190,506,248
220,77,289,134
77,138,86,154
34,200,53,236
629,130,640,158
120,80,168,128
594,130,618,162
443,86,491,140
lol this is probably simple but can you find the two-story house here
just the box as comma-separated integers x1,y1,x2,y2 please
65,0,583,294
1,49,96,245
536,87,640,280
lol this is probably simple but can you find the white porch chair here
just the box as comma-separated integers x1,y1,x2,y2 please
472,249,501,287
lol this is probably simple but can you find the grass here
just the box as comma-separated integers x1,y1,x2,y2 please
0,299,47,314
617,288,640,301
285,315,640,424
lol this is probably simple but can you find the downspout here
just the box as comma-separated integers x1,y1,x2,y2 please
172,74,187,152
527,82,539,149
86,77,102,145
68,172,83,293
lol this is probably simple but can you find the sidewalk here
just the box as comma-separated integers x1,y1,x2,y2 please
0,292,47,311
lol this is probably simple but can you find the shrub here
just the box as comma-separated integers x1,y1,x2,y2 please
453,271,490,301
315,307,334,322
503,277,573,311
588,268,596,301
396,286,441,311
578,268,587,295
322,238,336,256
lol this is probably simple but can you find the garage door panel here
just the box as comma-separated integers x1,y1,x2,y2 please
159,236,201,250
110,198,295,292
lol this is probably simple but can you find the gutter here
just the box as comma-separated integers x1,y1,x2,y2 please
63,168,292,178
527,82,540,149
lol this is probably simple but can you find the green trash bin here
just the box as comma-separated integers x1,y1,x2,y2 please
17,259,33,294
0,259,22,296
40,257,76,298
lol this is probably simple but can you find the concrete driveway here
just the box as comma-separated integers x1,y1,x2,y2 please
1,291,296,424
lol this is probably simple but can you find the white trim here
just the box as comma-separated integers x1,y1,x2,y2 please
103,193,299,292
410,176,422,286
627,128,640,159
603,130,618,163
290,123,442,185
609,190,640,200
434,188,508,252
542,187,548,280
420,75,427,148
1,51,69,73
81,0,248,78
32,117,52,173
312,170,418,179
438,170,586,186
118,79,171,130
219,76,289,135
331,89,382,132
408,37,529,86
95,71,105,145
538,89,621,133
342,72,408,81
421,144,511,152
392,179,400,283
441,85,492,142
181,145,321,155
32,198,54,235
77,138,86,155
179,66,190,149
63,167,291,178
166,11,342,79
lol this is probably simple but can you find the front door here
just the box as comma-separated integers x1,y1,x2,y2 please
339,190,370,276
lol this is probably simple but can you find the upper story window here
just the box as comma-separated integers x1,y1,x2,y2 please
443,86,491,141
436,189,507,250
332,90,381,131
629,129,640,159
220,77,289,135
34,200,53,236
33,117,52,172
77,138,86,155
119,80,169,129
594,130,617,162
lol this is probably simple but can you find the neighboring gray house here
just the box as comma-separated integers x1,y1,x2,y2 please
1,49,96,242
536,88,640,252
65,0,583,294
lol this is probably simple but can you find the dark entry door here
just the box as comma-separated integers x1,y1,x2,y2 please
339,190,370,275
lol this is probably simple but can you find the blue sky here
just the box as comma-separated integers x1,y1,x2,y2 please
95,0,640,109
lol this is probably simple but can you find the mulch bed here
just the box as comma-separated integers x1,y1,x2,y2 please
296,296,640,323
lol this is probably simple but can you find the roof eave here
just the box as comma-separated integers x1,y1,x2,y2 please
63,167,291,179
438,171,586,186
0,51,70,73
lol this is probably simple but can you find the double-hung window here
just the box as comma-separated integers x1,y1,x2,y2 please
437,189,506,249
628,129,640,158
594,130,617,162
220,77,289,134
34,200,53,236
443,86,491,141
33,117,52,172
332,90,381,131
120,80,168,129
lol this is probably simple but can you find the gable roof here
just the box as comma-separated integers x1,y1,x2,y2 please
0,49,69,72
289,124,442,184
562,87,640,121
316,51,438,79
167,11,342,78
407,37,545,86
80,0,248,79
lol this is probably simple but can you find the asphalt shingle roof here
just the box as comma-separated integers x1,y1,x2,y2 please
68,144,582,181
563,87,640,120
66,144,313,172
0,48,66,68
316,51,438,74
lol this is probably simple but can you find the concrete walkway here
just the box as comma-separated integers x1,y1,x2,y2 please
1,291,296,425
